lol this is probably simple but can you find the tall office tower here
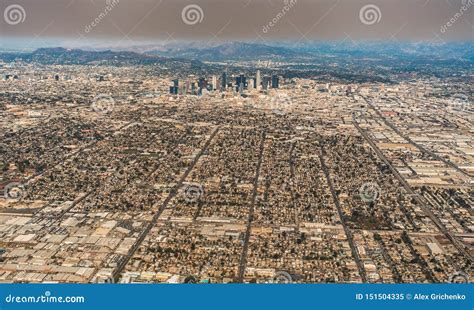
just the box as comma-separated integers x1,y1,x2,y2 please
262,76,271,90
212,75,217,91
236,74,246,92
271,75,279,88
256,70,261,90
238,83,244,94
185,80,190,94
198,77,207,90
248,80,254,91
221,72,227,90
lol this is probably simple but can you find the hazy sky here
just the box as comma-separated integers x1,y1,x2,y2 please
0,0,473,48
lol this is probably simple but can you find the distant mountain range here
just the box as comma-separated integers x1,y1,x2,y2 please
0,47,202,67
147,42,306,61
0,42,471,79
1,42,472,66
146,41,474,63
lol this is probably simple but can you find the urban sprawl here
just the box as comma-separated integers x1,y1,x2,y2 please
0,56,472,284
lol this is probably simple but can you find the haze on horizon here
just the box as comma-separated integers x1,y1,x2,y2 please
0,0,473,51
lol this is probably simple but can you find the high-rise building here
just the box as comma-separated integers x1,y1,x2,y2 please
185,80,191,94
271,75,279,88
212,75,217,91
198,77,207,90
221,72,227,91
256,70,261,90
248,80,254,91
262,76,271,90
170,79,179,95
236,74,246,92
